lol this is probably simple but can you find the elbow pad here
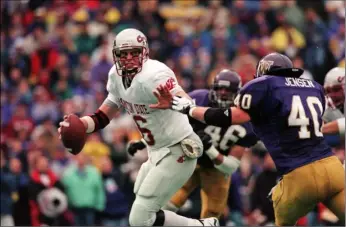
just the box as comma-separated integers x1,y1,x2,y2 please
337,118,345,137
204,108,232,127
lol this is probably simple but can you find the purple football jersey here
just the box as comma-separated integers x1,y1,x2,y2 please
237,76,333,175
189,89,258,168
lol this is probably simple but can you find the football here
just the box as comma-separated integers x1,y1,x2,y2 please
60,114,87,155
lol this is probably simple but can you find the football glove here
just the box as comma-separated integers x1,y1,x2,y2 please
127,140,146,156
171,96,196,114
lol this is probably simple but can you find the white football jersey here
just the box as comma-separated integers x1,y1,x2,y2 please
106,59,193,150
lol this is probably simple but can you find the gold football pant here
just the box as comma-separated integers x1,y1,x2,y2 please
272,155,345,226
169,165,231,218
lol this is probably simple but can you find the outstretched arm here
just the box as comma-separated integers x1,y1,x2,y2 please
189,105,251,126
322,118,345,136
79,99,119,133
58,98,119,138
149,85,251,126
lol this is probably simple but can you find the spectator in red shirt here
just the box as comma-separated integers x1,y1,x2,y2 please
5,102,34,139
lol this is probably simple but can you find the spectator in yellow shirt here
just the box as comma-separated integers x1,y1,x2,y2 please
82,133,110,171
270,11,306,57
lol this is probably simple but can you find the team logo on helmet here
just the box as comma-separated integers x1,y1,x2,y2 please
256,60,274,77
137,35,144,42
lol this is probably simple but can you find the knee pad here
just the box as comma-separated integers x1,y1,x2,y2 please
129,202,156,226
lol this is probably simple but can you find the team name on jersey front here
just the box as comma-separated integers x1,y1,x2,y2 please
106,60,193,149
118,98,149,115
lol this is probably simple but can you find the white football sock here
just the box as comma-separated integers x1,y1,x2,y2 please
162,201,180,212
163,210,203,226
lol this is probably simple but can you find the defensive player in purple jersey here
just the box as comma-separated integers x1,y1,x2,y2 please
151,53,345,226
128,70,258,219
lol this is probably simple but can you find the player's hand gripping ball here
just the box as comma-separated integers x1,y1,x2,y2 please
58,114,87,155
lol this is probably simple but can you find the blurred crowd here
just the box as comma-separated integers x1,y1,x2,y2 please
1,0,345,226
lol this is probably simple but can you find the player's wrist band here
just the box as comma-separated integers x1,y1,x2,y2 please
215,155,241,175
188,106,196,117
336,118,345,135
81,116,95,133
205,145,219,159
82,109,110,133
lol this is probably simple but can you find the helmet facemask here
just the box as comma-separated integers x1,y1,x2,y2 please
325,84,345,111
210,85,238,108
113,46,148,78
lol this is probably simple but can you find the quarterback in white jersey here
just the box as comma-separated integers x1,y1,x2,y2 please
58,28,219,226
106,59,193,149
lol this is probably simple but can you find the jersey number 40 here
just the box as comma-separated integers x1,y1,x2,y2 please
288,95,323,139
